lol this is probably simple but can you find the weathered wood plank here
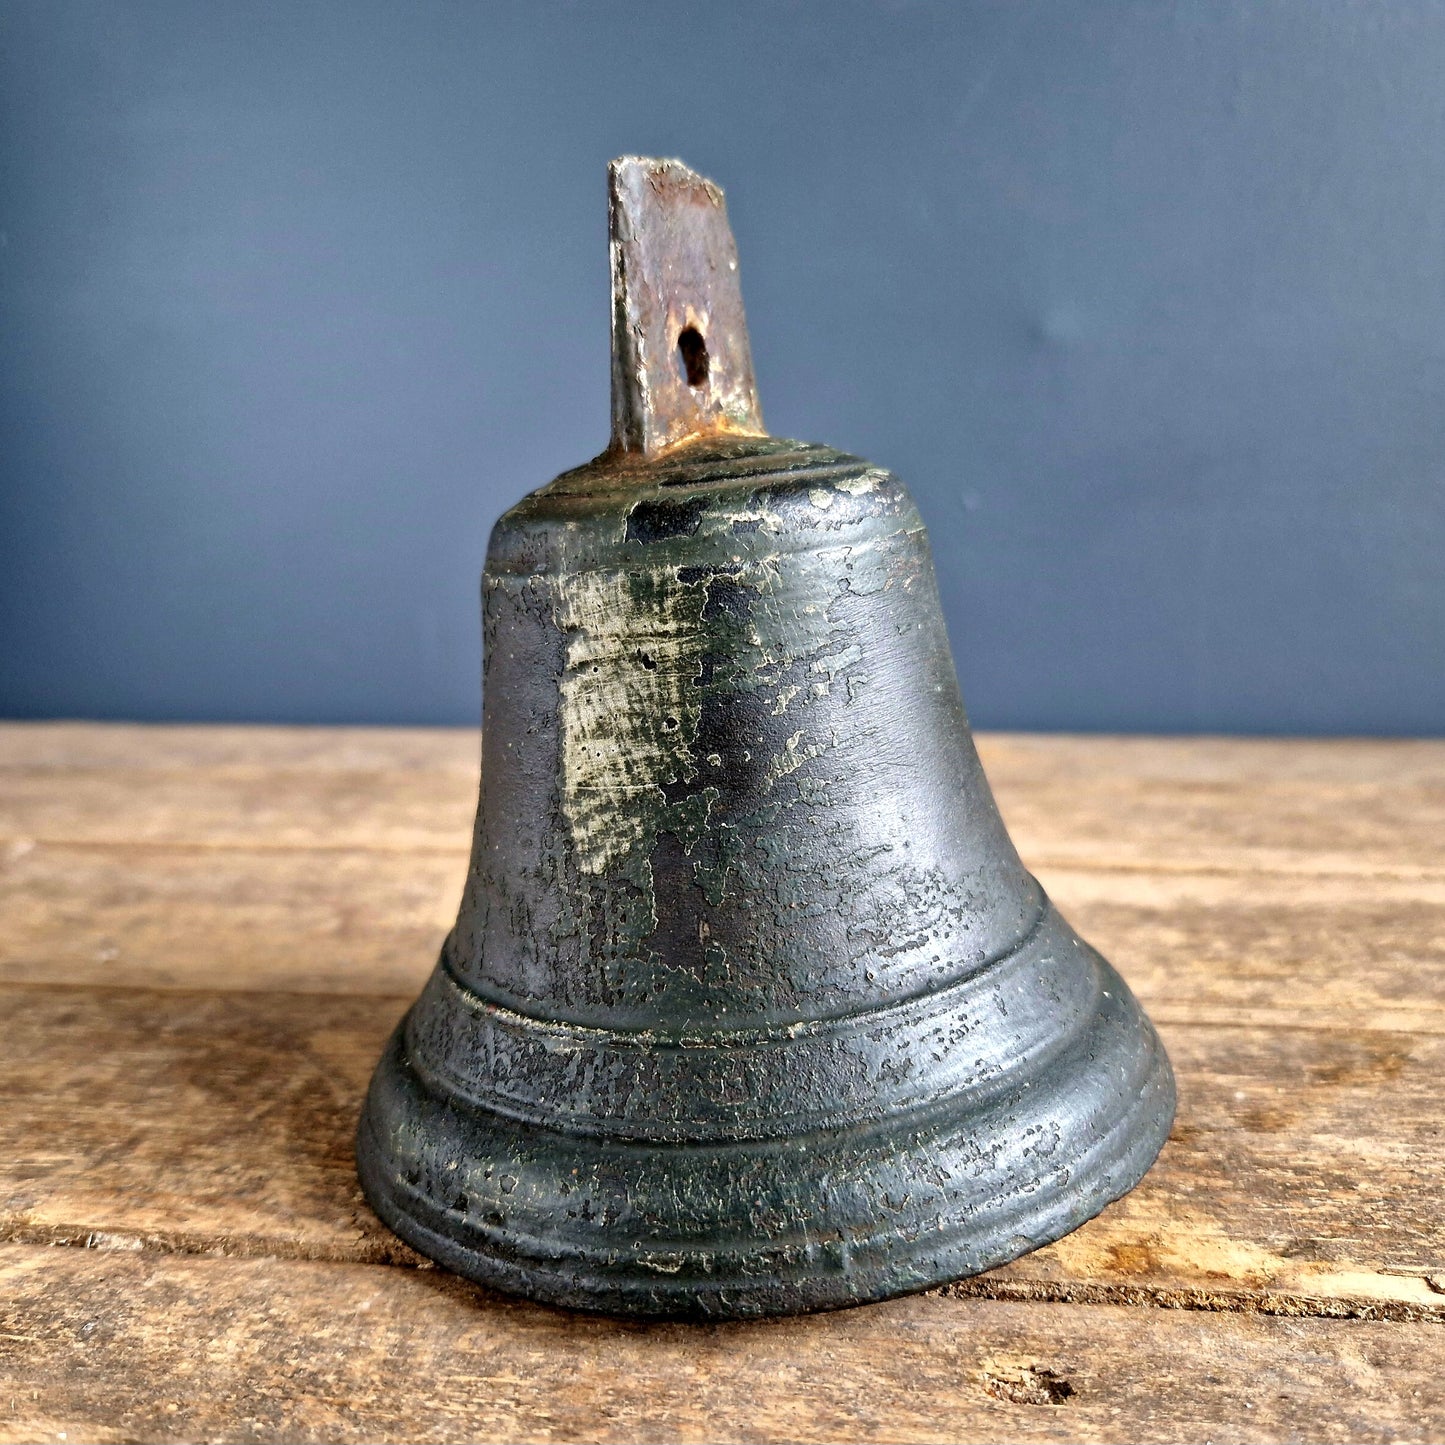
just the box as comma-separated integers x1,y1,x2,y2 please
3,983,1442,1317
1059,866,1445,1034
6,843,1442,1037
0,763,475,854
0,840,461,997
0,721,483,773
2,724,1441,878
5,722,1439,790
2,1243,1440,1445
0,722,480,853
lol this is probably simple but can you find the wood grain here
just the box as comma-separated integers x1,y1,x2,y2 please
3,724,1442,877
5,842,1444,1038
3,722,1443,1442
982,733,1445,877
1056,866,1445,1034
0,840,461,996
0,721,483,774
3,981,1442,1318
3,1243,1441,1445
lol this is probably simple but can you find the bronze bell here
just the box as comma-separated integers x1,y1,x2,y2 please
357,156,1174,1319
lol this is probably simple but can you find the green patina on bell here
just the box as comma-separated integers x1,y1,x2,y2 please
357,156,1174,1319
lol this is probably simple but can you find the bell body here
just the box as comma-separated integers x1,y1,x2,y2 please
357,434,1175,1318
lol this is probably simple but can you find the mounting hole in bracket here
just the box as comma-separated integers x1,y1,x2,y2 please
677,326,709,389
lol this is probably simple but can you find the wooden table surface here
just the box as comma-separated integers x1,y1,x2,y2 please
2,722,1443,1443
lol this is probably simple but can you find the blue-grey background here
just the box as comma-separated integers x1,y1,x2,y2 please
3,1,1442,733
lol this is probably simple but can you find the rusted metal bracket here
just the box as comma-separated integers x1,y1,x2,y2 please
609,156,765,456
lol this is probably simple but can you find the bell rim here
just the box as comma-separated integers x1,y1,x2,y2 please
355,975,1175,1321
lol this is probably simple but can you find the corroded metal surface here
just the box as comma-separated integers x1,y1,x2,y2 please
357,158,1174,1319
609,157,763,455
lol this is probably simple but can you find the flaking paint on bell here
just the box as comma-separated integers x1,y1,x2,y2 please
356,156,1175,1319
555,563,710,886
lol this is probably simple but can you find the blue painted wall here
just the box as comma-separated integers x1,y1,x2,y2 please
3,1,1442,732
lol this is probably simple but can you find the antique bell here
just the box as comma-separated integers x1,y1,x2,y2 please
357,156,1175,1318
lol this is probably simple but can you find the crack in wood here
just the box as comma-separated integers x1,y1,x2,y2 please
7,1220,1442,1325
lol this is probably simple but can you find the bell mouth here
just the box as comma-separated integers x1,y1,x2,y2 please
355,900,1175,1321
